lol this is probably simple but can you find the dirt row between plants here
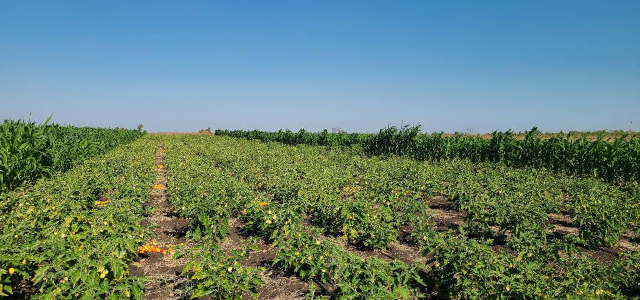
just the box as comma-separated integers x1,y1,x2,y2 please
129,145,191,300
426,196,638,262
222,216,426,299
220,218,311,300
136,153,637,300
188,194,640,299
309,195,638,268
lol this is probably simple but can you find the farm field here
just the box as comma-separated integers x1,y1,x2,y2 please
4,1,639,298
0,119,145,193
216,126,640,183
1,132,640,299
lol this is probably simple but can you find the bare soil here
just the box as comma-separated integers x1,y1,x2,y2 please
429,196,467,232
128,145,191,300
6,279,36,300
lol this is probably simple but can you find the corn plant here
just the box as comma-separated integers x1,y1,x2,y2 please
0,117,144,193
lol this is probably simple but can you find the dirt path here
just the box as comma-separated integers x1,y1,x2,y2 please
129,145,191,300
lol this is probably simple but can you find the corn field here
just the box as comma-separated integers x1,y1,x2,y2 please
216,126,640,183
0,118,144,193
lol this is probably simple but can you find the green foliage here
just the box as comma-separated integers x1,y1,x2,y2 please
10,132,626,299
216,126,640,183
0,136,156,299
272,227,424,300
0,118,144,193
164,134,640,299
162,135,427,299
179,243,264,299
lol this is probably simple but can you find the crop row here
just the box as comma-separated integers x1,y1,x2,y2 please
0,118,144,193
0,136,157,299
162,136,427,299
215,125,640,183
205,135,639,249
160,135,640,299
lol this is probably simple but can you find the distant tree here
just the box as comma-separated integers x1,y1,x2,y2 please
137,124,144,131
465,127,474,135
198,127,212,134
332,127,345,133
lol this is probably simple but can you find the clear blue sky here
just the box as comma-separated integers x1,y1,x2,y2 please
1,1,639,133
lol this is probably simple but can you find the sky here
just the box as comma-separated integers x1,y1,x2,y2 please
1,1,639,133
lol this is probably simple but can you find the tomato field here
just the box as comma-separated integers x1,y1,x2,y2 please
1,127,639,299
